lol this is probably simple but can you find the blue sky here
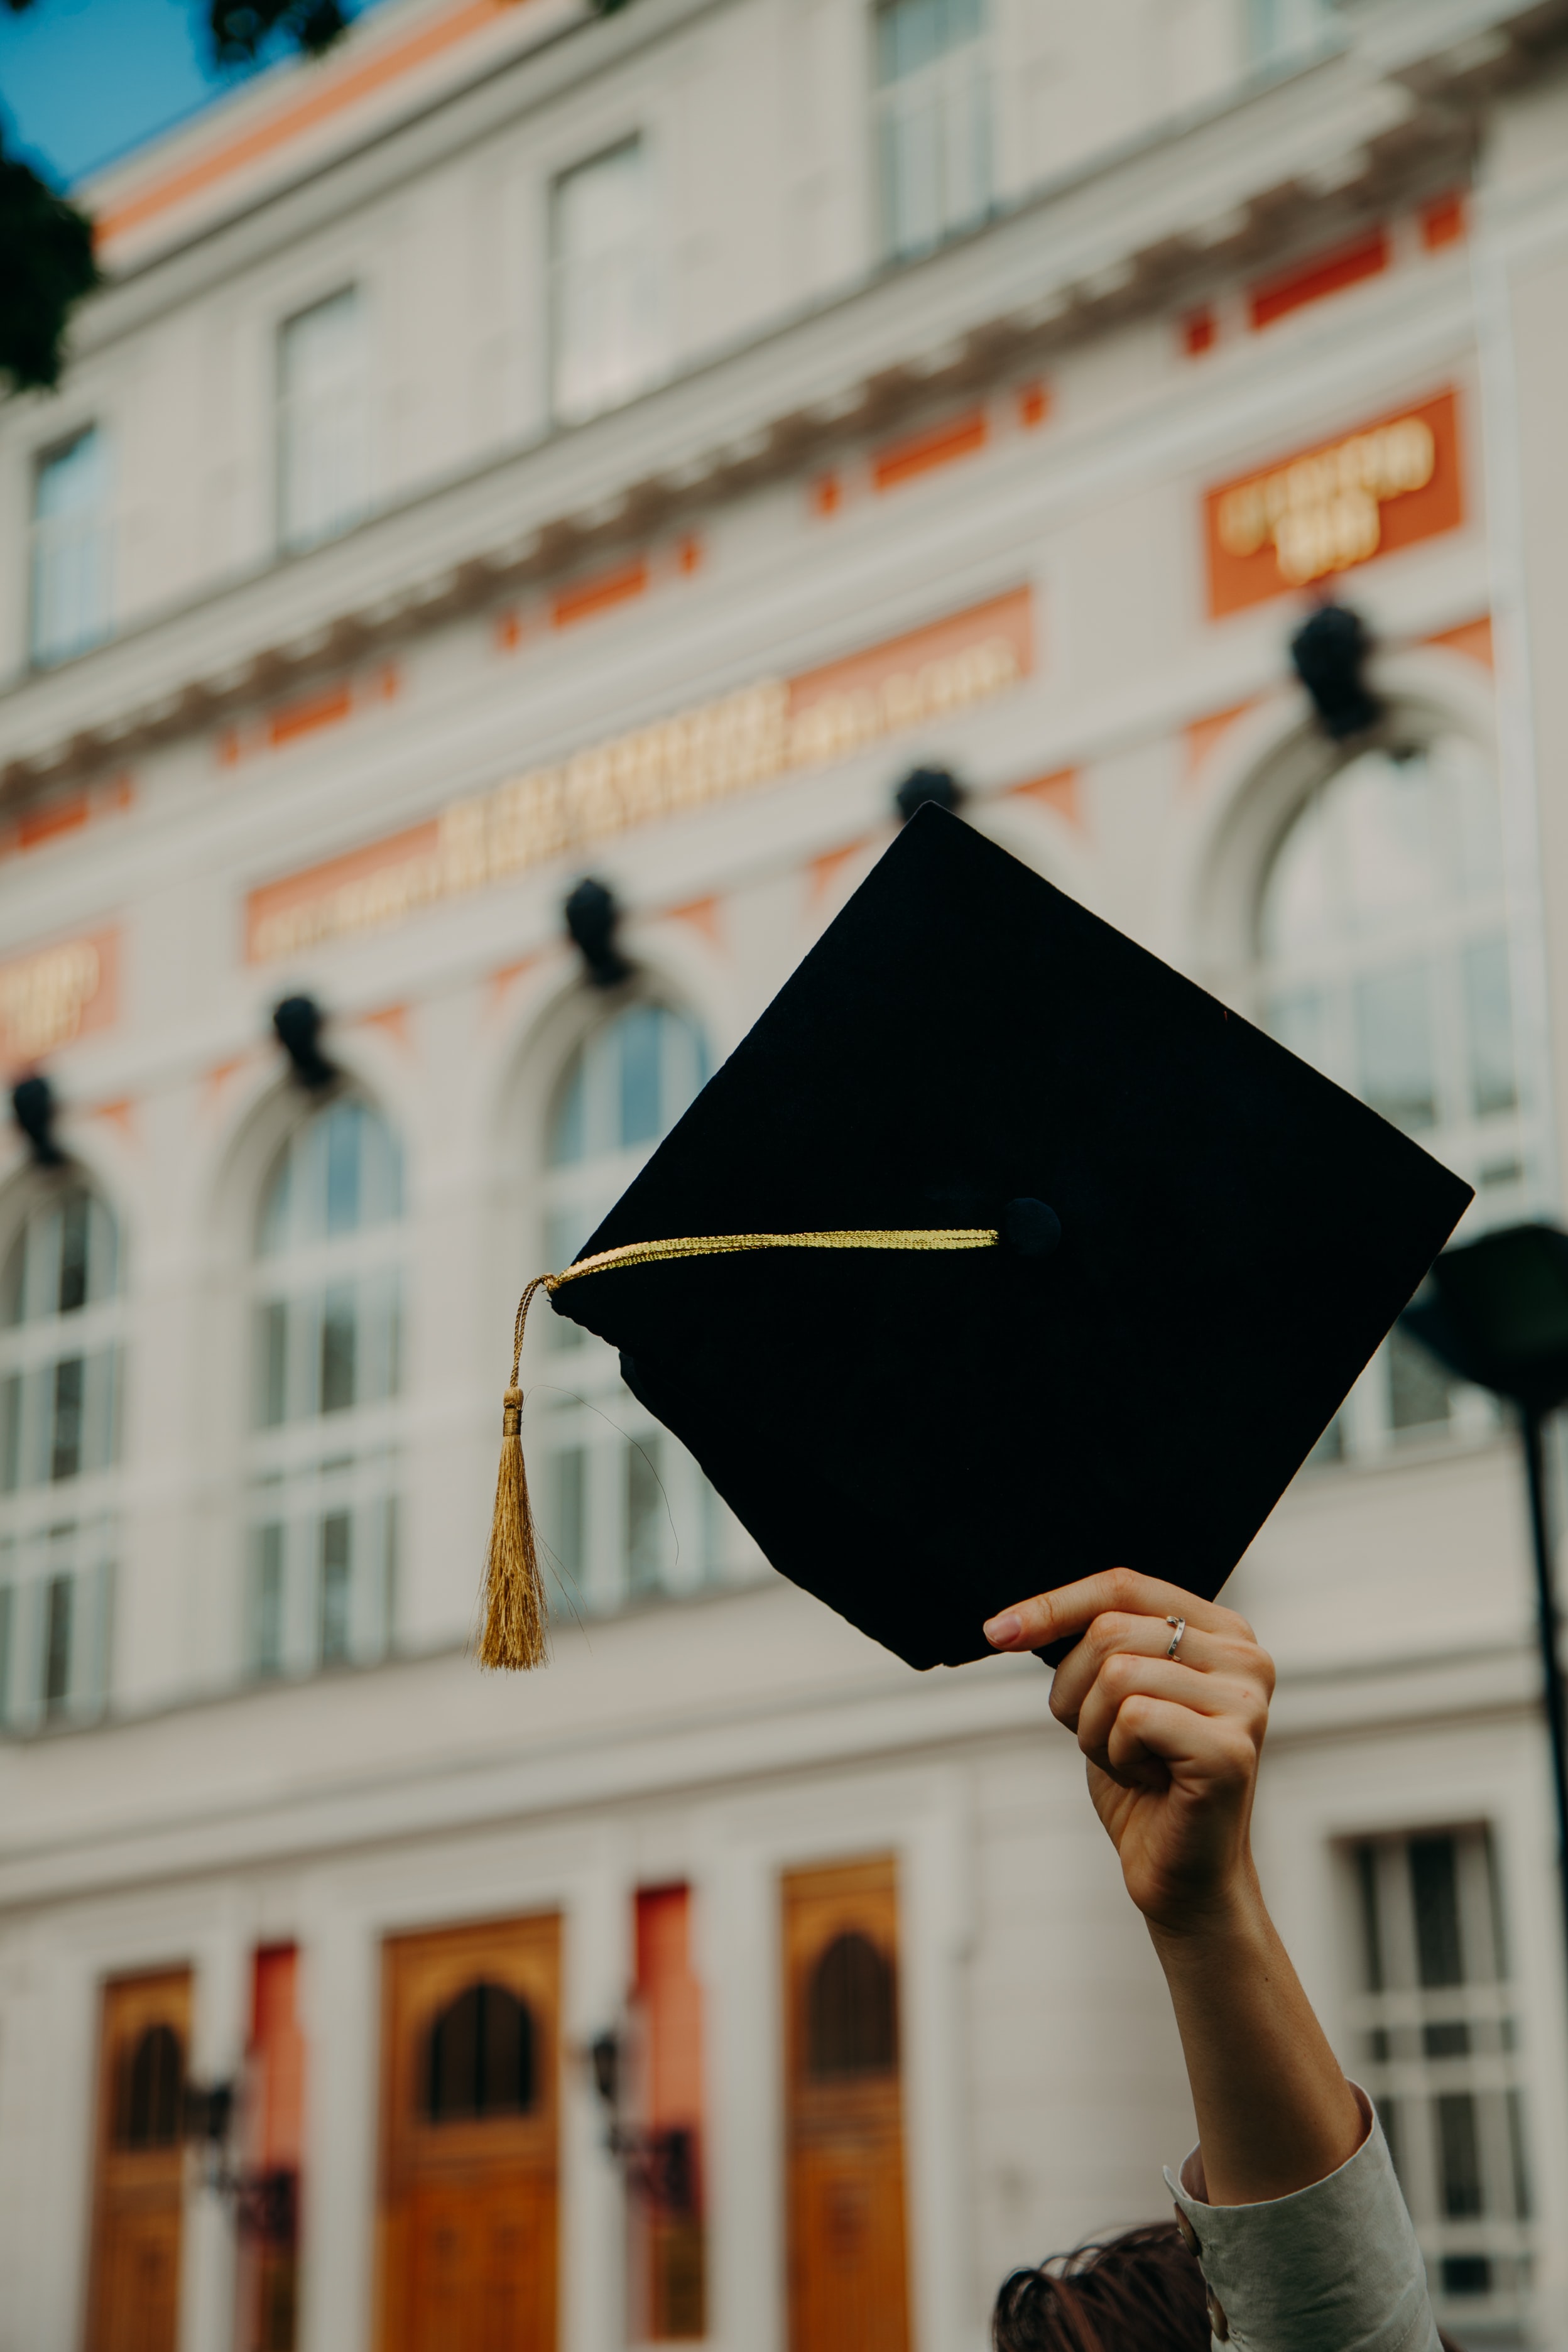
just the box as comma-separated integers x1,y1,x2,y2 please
0,0,388,188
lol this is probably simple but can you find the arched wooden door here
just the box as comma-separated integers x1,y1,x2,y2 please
85,1969,192,2352
783,1858,910,2352
377,1914,560,2352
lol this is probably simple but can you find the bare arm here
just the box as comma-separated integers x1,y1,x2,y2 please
984,1571,1364,2206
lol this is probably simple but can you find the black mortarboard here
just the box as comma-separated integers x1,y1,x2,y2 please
480,806,1471,1674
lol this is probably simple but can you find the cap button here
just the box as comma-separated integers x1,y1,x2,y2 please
1003,1197,1061,1258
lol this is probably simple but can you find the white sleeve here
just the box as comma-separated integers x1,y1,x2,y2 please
1163,2086,1441,2352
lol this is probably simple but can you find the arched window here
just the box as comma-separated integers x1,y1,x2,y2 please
248,1097,403,1677
114,2022,185,2149
806,1932,898,2079
423,1981,535,2121
0,1181,121,1728
1258,735,1528,1456
536,1003,749,1613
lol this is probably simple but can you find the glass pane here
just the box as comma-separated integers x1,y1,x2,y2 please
553,141,658,425
260,1301,288,1427
1354,964,1435,1131
325,1102,364,1235
320,1511,352,1664
44,1572,72,1709
626,1435,665,1597
0,1582,11,1726
57,1194,89,1314
1462,939,1517,1117
0,1376,19,1493
1260,792,1332,957
279,288,366,551
32,427,113,666
51,1356,84,1483
1412,1836,1464,1986
320,1285,357,1414
253,1524,285,1675
550,1054,587,1167
0,1231,23,1329
547,1447,585,1582
1436,2092,1484,2217
619,1005,663,1146
1388,1324,1451,1434
1337,753,1441,936
1267,987,1327,1076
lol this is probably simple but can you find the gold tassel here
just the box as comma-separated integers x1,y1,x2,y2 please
476,1229,1000,1674
477,1278,552,1670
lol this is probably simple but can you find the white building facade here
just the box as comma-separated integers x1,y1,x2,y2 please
3,1,1568,2346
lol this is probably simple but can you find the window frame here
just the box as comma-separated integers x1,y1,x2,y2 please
871,0,994,264
548,134,666,428
1246,724,1533,1469
244,1094,405,1682
275,283,373,556
0,1175,123,1731
29,422,114,671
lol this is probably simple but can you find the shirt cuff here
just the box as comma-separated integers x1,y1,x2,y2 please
1163,2086,1440,2352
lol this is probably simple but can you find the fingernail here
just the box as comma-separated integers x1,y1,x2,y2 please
984,1611,1023,1647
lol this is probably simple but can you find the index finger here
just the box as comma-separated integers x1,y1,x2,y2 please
983,1567,1241,1655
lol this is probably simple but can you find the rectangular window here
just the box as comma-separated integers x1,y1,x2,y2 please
547,1446,586,1586
0,1581,12,1726
874,0,990,262
1347,1827,1532,2326
552,141,661,426
31,426,112,667
278,288,368,552
626,1435,666,1598
1353,963,1437,1132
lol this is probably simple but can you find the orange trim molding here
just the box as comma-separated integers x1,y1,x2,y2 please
873,410,988,494
1248,229,1389,332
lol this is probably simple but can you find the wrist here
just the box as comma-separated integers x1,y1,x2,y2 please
1142,1861,1268,1956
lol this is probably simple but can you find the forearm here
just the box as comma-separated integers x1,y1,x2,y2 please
1148,1866,1364,2206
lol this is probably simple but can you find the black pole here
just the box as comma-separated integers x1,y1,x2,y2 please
1520,1406,1568,1975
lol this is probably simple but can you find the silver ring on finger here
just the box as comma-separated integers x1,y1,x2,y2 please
1165,1614,1187,1659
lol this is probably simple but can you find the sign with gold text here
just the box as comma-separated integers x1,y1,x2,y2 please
1205,390,1462,619
0,930,118,1067
246,589,1033,962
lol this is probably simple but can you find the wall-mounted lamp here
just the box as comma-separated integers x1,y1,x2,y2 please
11,1074,64,1167
1290,603,1380,741
893,765,964,825
182,2074,298,2241
586,2027,697,2213
565,878,631,989
273,995,336,1091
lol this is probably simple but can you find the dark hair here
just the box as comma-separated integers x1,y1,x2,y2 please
993,2223,1209,2352
992,2224,1469,2352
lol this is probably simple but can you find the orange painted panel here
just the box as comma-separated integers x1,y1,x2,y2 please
1204,388,1462,618
1248,228,1389,330
86,1970,192,2352
550,559,649,630
0,926,119,1069
377,1914,560,2352
633,1887,707,2340
872,410,988,493
783,1858,910,2352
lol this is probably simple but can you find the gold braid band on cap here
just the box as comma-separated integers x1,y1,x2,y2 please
477,1227,1001,1674
552,1226,1000,1287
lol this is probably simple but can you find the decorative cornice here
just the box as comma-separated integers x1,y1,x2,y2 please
4,6,1554,807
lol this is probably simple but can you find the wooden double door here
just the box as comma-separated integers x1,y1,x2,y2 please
85,1970,191,2352
784,1857,911,2352
378,1913,560,2352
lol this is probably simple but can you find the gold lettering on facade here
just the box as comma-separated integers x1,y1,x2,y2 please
0,939,102,1060
1216,417,1436,585
251,634,1022,961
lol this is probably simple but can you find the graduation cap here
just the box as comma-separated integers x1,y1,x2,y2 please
480,806,1472,1673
